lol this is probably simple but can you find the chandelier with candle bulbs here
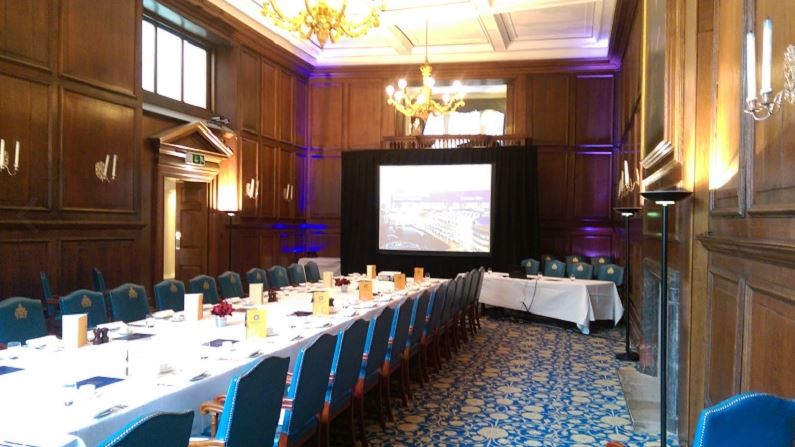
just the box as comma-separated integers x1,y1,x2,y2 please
261,0,385,48
385,21,465,122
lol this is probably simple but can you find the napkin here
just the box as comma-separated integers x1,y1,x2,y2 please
97,321,126,332
152,309,175,319
25,335,59,348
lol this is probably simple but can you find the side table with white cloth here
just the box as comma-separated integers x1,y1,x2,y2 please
0,278,440,447
298,257,342,276
478,273,623,334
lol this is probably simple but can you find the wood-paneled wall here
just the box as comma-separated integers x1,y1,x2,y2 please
307,64,620,262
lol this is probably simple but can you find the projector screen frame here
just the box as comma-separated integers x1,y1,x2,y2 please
376,161,496,257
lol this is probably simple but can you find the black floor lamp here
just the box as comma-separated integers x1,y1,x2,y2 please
613,206,642,362
640,189,691,447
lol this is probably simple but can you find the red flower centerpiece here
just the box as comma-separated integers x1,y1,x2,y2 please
335,277,351,292
212,299,233,327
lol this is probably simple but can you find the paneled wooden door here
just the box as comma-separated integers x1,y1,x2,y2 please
176,182,208,283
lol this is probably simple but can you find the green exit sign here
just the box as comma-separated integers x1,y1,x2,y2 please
186,152,205,166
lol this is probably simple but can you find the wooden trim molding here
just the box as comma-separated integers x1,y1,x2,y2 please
698,234,795,269
0,220,147,229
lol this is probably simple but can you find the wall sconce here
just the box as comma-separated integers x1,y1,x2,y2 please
245,178,259,199
282,183,293,202
0,139,20,176
95,154,117,183
745,18,795,121
618,159,640,199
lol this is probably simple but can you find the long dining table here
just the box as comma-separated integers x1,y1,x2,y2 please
0,277,440,447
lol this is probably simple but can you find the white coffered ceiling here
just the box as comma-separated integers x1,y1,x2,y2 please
211,0,617,66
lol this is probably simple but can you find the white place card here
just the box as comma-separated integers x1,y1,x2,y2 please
249,283,263,305
184,293,204,321
62,314,87,349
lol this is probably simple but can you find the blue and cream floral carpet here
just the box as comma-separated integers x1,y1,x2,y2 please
349,315,667,447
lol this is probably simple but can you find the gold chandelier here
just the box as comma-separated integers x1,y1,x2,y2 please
385,21,465,122
261,0,385,48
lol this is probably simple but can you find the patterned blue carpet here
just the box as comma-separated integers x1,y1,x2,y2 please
350,315,666,447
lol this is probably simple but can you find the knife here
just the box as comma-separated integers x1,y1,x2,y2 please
94,404,128,419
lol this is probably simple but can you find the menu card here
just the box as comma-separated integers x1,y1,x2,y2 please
249,283,263,305
62,314,87,349
367,264,377,279
414,267,425,283
185,293,204,321
312,291,331,316
359,280,373,301
323,271,334,288
245,308,268,339
394,273,406,290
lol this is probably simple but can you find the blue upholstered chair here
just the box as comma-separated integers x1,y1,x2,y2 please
304,261,321,283
320,319,370,445
92,268,107,293
60,289,108,328
98,410,193,447
353,306,396,440
267,266,290,289
153,280,185,312
287,263,307,285
246,268,269,289
39,272,60,319
543,260,566,277
217,271,244,299
597,264,625,287
189,275,220,305
197,356,289,447
590,256,613,278
565,255,584,265
520,258,540,275
381,296,417,420
278,333,338,446
0,297,47,346
108,283,150,323
405,289,432,386
567,262,593,280
424,281,448,374
439,276,462,358
540,254,557,268
691,392,795,447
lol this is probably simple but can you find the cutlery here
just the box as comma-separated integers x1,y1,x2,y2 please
248,350,263,358
290,334,304,341
94,404,128,419
189,371,210,382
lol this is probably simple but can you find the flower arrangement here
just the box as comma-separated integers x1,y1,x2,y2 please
211,300,233,317
334,277,350,287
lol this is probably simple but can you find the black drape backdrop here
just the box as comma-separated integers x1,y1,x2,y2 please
340,145,539,278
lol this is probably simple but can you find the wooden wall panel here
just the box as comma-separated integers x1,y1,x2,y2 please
259,145,277,218
295,78,308,147
60,238,136,293
308,152,340,219
346,83,385,149
0,240,48,299
706,270,741,404
538,232,567,258
307,229,341,257
744,283,795,397
230,229,260,274
0,74,50,210
260,61,277,140
61,90,136,213
60,0,136,94
239,137,259,217
575,76,615,146
530,75,570,145
310,83,344,149
239,48,260,135
0,0,51,68
537,149,569,222
278,69,295,144
570,234,613,257
572,152,613,220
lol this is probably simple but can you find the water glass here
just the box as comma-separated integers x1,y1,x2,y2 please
145,314,156,328
62,382,77,406
424,273,431,282
569,274,576,281
6,341,21,359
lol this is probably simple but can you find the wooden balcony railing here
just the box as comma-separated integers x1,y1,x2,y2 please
381,134,529,149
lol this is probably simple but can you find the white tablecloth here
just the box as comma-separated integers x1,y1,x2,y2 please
479,273,623,334
298,257,342,276
0,279,437,447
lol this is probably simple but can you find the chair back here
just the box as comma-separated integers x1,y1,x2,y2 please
564,255,584,265
540,254,557,269
92,268,107,292
567,262,593,280
97,410,194,447
386,297,415,369
39,271,58,318
267,266,290,289
60,289,108,328
597,264,625,286
188,275,220,305
304,261,321,283
326,319,369,406
246,268,269,289
475,267,486,301
427,282,448,334
153,280,185,312
543,260,566,277
590,256,613,278
408,289,431,348
441,277,460,324
361,307,396,382
217,271,244,299
521,258,540,275
692,392,795,447
0,297,47,345
466,269,480,306
215,356,290,447
108,283,150,323
287,263,307,285
282,333,337,440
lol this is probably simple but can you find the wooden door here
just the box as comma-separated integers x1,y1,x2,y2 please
176,182,208,283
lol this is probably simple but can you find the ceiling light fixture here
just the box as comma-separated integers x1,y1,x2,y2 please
385,20,465,123
261,0,385,48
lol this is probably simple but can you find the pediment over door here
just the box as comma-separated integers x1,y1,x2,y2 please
151,121,234,182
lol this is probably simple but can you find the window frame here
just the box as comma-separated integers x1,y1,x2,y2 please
142,16,214,116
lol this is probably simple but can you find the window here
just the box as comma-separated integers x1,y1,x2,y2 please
142,19,209,109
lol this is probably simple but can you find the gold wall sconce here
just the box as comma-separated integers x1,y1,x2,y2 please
95,154,117,183
0,139,20,176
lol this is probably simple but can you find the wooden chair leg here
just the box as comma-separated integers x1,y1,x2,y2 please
418,347,428,385
355,396,368,447
403,359,413,402
382,374,395,423
348,406,356,447
375,382,387,429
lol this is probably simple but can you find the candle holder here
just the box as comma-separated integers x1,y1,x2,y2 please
745,17,795,121
95,154,118,183
0,139,20,176
641,189,691,447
